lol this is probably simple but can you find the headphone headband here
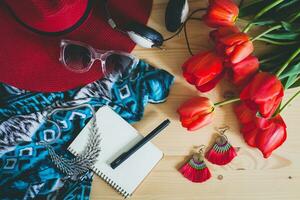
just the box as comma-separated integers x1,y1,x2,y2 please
102,0,186,49
102,0,118,29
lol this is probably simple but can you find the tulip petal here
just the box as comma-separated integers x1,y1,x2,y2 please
210,26,240,42
240,72,284,118
241,122,258,147
228,55,259,86
256,115,287,158
204,0,239,28
212,0,239,16
220,33,249,46
177,97,215,131
177,97,214,118
187,113,214,131
230,41,254,64
234,103,256,125
182,51,224,90
182,71,196,85
196,72,224,92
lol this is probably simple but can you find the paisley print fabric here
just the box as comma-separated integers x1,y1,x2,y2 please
0,60,174,199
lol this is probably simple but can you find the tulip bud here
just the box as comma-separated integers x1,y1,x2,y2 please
203,0,239,28
235,103,287,158
177,97,215,131
240,72,284,118
226,55,259,86
219,32,254,64
256,115,287,158
182,51,224,92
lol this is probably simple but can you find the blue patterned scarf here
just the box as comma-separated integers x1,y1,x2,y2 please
0,60,174,199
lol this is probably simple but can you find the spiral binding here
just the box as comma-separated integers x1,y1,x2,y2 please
68,147,131,198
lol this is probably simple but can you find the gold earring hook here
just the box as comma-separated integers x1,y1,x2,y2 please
216,126,229,135
215,126,229,142
197,145,206,154
192,145,206,162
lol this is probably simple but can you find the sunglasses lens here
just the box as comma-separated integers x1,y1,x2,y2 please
105,54,134,77
64,44,91,72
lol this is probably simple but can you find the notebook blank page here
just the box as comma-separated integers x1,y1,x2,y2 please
68,106,163,196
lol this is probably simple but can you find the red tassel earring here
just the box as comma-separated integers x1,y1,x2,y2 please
180,146,211,183
205,127,237,165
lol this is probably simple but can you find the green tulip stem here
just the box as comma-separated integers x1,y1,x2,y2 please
242,23,253,34
255,38,300,46
250,25,282,42
278,90,300,114
259,53,283,64
214,98,240,107
289,12,300,23
242,0,285,33
276,47,300,77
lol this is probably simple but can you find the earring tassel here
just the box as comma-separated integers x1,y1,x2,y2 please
180,155,211,183
205,140,237,165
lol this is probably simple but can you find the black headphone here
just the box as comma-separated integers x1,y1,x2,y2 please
103,0,190,48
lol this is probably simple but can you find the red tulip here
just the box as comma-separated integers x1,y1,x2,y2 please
234,103,258,147
240,72,284,118
234,103,255,125
195,72,224,92
203,0,239,28
235,103,287,158
209,27,253,64
241,120,260,147
256,115,287,158
182,51,224,92
210,26,240,43
226,55,259,86
177,97,214,131
216,32,253,64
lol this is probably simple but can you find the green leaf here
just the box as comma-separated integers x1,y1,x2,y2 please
259,48,300,73
283,74,298,89
251,20,277,26
269,1,300,21
240,1,300,22
279,62,300,79
239,0,269,18
289,78,300,88
275,0,300,11
263,32,300,41
257,37,300,45
281,21,300,32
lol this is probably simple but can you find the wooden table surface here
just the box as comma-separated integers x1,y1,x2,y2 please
91,1,300,199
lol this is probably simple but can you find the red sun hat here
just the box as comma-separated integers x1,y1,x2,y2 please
0,0,153,92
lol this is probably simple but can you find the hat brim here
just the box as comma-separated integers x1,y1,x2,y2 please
0,0,153,92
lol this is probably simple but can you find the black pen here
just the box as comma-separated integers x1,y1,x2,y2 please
110,119,170,169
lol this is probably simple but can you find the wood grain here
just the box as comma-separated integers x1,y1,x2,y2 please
91,1,300,199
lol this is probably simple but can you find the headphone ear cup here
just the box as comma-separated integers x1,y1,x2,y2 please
124,22,164,48
165,0,189,32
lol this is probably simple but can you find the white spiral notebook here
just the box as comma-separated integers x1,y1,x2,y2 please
68,106,163,198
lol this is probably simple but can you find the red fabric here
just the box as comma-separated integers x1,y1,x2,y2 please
5,0,89,32
0,0,153,92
